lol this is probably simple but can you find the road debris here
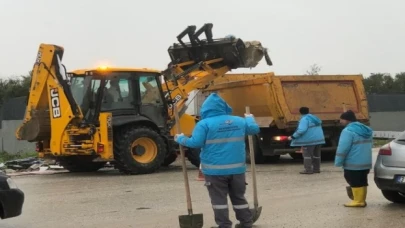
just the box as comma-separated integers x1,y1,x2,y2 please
4,157,41,170
0,157,66,175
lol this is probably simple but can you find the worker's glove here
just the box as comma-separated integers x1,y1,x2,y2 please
174,133,184,142
244,114,254,117
288,135,295,141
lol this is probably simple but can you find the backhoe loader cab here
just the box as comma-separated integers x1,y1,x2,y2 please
69,68,166,125
66,67,174,173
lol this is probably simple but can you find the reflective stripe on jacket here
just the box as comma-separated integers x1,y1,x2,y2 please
290,114,325,147
334,122,373,170
175,93,260,175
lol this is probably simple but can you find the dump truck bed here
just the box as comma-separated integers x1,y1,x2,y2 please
203,73,369,129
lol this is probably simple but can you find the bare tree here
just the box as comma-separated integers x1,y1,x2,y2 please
305,64,322,75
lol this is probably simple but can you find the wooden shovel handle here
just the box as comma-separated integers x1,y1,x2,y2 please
246,106,259,207
173,105,193,214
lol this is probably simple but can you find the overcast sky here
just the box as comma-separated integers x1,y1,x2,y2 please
1,0,404,79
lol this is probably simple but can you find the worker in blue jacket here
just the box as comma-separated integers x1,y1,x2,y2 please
288,107,325,174
175,93,260,228
335,110,373,208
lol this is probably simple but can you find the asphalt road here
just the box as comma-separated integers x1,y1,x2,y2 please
2,149,405,228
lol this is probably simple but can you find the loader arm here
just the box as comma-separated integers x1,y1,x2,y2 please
16,44,84,150
159,23,272,132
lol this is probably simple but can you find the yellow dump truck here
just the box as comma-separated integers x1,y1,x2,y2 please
198,72,370,163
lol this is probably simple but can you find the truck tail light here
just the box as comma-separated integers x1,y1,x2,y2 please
379,144,392,156
97,143,105,153
273,136,289,141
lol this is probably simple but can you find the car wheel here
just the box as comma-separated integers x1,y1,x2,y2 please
381,190,405,204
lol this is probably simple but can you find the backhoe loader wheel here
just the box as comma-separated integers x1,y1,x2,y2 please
162,153,178,167
114,127,167,175
59,157,106,173
187,148,201,168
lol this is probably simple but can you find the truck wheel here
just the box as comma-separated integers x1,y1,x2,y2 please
267,155,281,163
187,148,201,168
381,190,405,204
162,153,177,167
113,126,167,175
322,136,338,161
246,136,268,164
322,151,336,161
59,157,106,172
289,153,303,160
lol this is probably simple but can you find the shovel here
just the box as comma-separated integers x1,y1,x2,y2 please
246,106,263,224
174,106,204,228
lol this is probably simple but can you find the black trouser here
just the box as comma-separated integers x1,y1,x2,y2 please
302,145,322,172
344,169,370,187
205,174,252,228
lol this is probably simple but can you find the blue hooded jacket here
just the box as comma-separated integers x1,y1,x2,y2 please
290,114,325,147
335,122,373,170
175,93,260,175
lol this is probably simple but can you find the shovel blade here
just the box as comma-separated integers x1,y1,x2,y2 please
250,206,262,224
179,214,204,228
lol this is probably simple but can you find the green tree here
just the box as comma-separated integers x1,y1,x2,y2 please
393,72,405,93
0,72,31,105
363,73,392,94
305,64,322,75
363,72,405,94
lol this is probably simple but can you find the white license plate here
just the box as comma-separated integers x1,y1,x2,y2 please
395,176,405,184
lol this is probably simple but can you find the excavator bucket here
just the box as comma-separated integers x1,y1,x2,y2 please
167,23,272,69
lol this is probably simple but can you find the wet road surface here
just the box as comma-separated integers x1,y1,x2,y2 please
2,149,405,228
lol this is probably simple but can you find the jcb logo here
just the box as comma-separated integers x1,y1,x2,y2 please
35,51,42,65
50,88,61,118
168,94,182,110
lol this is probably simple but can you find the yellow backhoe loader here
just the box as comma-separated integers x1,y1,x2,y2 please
16,23,272,174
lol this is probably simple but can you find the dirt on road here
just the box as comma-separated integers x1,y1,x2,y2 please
2,151,405,228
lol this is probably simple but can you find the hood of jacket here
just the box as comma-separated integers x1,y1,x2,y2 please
200,93,233,119
303,114,322,126
346,122,373,138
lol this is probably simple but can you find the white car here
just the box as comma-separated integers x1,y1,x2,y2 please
374,131,405,203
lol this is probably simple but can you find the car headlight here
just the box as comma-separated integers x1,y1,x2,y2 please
6,178,18,189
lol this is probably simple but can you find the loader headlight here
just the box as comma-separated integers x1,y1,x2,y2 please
97,65,109,70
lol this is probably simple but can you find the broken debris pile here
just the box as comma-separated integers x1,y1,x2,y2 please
0,157,64,174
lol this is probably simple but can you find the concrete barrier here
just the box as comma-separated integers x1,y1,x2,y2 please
0,120,35,154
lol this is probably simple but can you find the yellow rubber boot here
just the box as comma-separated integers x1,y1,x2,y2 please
363,186,368,206
344,187,367,207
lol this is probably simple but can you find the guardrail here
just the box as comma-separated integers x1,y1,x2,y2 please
373,131,402,139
